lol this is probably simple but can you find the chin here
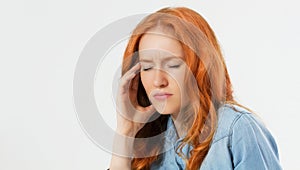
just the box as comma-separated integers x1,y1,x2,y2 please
150,100,180,115
157,111,171,115
154,107,178,115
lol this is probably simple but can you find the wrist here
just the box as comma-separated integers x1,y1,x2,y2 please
116,127,138,137
111,132,135,158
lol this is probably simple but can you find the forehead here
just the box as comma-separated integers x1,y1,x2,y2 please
138,32,184,59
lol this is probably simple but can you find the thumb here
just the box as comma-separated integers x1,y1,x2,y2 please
145,105,156,114
134,105,158,123
143,105,159,122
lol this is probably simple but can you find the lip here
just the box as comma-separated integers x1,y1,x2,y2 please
153,92,173,100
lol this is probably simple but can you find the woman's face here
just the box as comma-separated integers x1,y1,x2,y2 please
138,30,189,117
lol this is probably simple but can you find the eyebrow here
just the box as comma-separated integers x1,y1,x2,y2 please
139,56,183,63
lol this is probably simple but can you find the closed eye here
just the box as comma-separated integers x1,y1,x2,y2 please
168,65,181,68
142,67,152,71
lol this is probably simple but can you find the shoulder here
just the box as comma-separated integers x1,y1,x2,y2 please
212,103,259,143
201,104,282,169
213,103,277,148
211,103,282,169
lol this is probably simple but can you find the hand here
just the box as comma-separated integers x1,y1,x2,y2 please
115,62,156,137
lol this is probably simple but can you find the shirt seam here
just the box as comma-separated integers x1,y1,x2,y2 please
228,111,250,148
212,105,250,145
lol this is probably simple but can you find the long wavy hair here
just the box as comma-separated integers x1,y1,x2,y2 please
121,7,240,169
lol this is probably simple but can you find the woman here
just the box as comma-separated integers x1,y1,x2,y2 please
109,7,282,170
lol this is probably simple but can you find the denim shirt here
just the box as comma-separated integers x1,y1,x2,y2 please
150,104,282,170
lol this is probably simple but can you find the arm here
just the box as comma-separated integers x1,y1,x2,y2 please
109,132,133,170
109,63,155,169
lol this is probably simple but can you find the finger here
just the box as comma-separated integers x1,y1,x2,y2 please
129,73,140,91
122,62,141,79
119,63,140,87
119,63,141,92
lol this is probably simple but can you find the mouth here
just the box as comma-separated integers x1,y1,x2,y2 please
153,92,173,100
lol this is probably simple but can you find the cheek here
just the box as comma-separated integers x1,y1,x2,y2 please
167,70,185,90
169,71,189,104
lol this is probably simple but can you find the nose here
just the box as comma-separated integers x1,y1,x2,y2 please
153,69,168,88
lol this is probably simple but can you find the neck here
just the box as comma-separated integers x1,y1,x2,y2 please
170,108,194,139
171,115,186,138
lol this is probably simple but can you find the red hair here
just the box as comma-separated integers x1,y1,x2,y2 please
122,7,237,169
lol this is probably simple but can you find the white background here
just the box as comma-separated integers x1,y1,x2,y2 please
1,0,299,169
